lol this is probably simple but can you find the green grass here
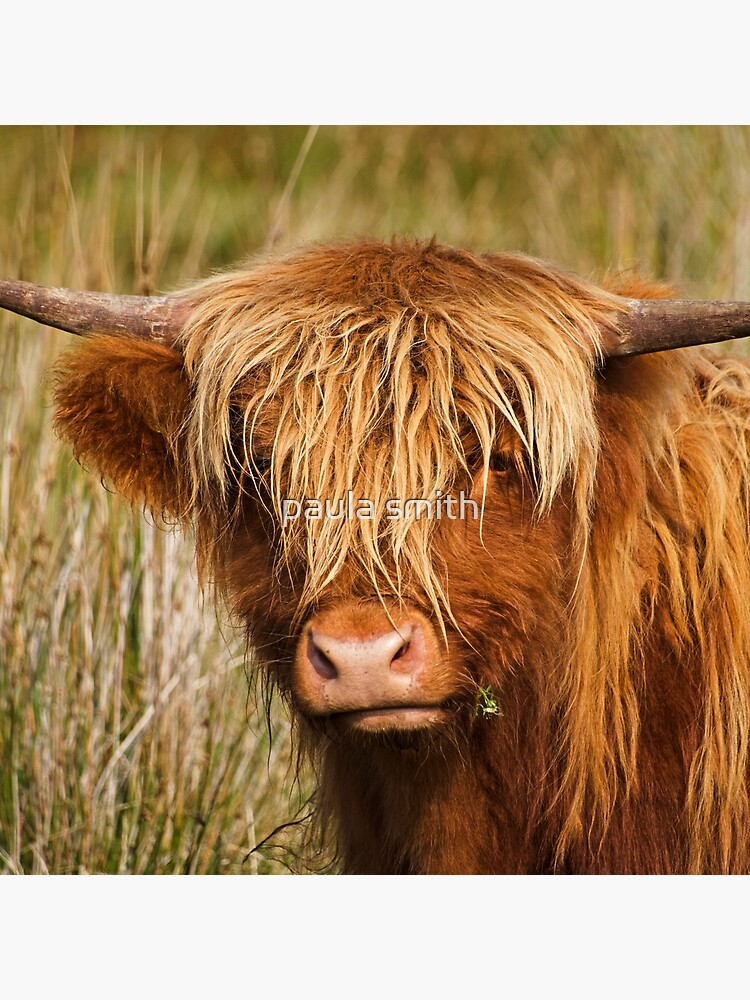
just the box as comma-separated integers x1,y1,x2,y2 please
1,125,750,873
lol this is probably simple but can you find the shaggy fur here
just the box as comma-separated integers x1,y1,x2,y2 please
51,238,750,873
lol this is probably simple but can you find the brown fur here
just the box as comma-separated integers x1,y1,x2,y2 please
52,335,190,516
50,239,750,873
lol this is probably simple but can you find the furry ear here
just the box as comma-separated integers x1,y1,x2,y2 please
51,335,191,518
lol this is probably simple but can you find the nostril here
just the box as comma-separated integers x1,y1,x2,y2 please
307,633,338,680
391,642,410,663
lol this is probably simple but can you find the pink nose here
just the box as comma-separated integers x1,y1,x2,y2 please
293,614,436,717
306,625,412,681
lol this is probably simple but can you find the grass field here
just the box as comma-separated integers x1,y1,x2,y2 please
1,125,750,874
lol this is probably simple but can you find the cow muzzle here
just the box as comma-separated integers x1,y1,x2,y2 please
293,603,456,733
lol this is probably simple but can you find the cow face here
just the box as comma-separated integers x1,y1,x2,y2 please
245,456,589,758
209,408,579,743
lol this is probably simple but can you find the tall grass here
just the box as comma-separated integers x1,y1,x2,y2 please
1,126,750,873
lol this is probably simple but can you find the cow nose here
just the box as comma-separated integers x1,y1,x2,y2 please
307,625,412,680
294,615,438,718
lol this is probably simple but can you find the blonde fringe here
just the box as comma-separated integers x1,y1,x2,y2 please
178,239,615,621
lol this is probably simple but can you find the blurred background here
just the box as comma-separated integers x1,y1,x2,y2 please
2,125,750,873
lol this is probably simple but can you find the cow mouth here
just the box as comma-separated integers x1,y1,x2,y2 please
328,704,450,733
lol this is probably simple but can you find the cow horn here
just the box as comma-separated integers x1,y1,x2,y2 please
3,278,750,358
0,278,191,343
604,299,750,358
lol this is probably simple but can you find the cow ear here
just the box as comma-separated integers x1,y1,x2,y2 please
51,335,191,519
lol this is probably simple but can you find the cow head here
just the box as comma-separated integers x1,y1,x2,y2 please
4,239,750,749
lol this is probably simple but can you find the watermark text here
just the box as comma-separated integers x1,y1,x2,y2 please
280,490,479,527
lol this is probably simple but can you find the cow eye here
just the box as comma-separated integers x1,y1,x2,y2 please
489,451,516,474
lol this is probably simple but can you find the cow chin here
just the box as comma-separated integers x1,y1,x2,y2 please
333,705,450,729
325,705,453,745
291,601,460,738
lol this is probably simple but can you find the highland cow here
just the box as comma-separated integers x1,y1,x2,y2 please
3,238,750,873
